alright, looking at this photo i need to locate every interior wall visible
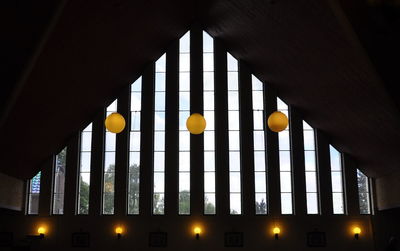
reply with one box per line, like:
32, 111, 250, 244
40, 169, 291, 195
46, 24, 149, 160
375, 171, 400, 210
0, 172, 24, 211
372, 207, 400, 251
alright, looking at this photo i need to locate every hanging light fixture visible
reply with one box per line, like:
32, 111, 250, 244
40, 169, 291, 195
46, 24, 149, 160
267, 111, 288, 132
186, 113, 206, 135
105, 112, 126, 133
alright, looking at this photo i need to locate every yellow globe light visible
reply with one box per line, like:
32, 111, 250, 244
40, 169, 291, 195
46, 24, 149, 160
186, 113, 206, 135
115, 227, 123, 235
267, 111, 288, 132
353, 227, 361, 235
38, 226, 47, 235
105, 112, 126, 133
273, 227, 281, 235
193, 227, 202, 235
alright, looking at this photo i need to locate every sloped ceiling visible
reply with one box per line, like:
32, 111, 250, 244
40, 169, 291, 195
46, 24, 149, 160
1, 0, 400, 180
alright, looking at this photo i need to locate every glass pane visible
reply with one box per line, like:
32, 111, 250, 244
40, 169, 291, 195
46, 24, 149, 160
204, 72, 214, 91
204, 92, 214, 111
180, 32, 190, 53
154, 112, 165, 131
105, 132, 116, 151
304, 151, 316, 171
128, 169, 140, 215
303, 130, 315, 150
332, 193, 344, 214
81, 132, 92, 151
227, 73, 239, 91
179, 111, 190, 130
129, 152, 140, 167
280, 172, 292, 192
104, 152, 115, 171
131, 76, 142, 91
204, 131, 215, 151
203, 111, 214, 130
306, 193, 319, 214
179, 91, 190, 110
281, 193, 293, 214
131, 111, 141, 131
359, 193, 371, 214
331, 172, 343, 192
52, 193, 64, 215
204, 152, 215, 171
228, 111, 240, 130
131, 92, 142, 111
155, 92, 166, 111
279, 151, 291, 171
255, 193, 267, 214
278, 131, 290, 150
204, 193, 216, 214
227, 53, 238, 71
156, 54, 166, 72
253, 111, 264, 130
154, 132, 165, 151
203, 31, 214, 53
179, 152, 190, 171
303, 121, 312, 130
330, 146, 342, 171
228, 91, 239, 110
154, 152, 165, 171
204, 172, 216, 192
277, 98, 287, 111
179, 172, 190, 192
179, 191, 190, 215
130, 132, 141, 151
254, 151, 266, 171
179, 53, 190, 72
28, 194, 39, 214
154, 173, 165, 193
305, 172, 318, 192
153, 193, 165, 214
229, 131, 240, 151
229, 152, 240, 171
252, 75, 263, 90
179, 72, 190, 91
179, 131, 190, 151
252, 91, 264, 110
203, 53, 214, 71
229, 172, 241, 193
253, 131, 265, 151
254, 172, 266, 192
155, 73, 166, 91
103, 192, 114, 214
230, 193, 241, 214
80, 152, 91, 172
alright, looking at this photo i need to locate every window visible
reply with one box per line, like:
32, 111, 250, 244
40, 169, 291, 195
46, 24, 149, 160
153, 55, 166, 215
78, 123, 92, 214
52, 147, 67, 215
357, 169, 372, 214
227, 52, 242, 215
278, 98, 293, 214
203, 31, 216, 215
27, 171, 41, 215
252, 75, 267, 215
103, 100, 117, 215
303, 121, 319, 214
129, 77, 142, 215
330, 145, 345, 214
179, 31, 191, 215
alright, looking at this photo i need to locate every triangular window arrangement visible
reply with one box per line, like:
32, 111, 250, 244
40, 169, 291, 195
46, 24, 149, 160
26, 27, 373, 217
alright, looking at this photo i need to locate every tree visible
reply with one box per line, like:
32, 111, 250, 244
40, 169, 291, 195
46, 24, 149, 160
357, 170, 370, 214
128, 164, 140, 214
255, 199, 267, 214
79, 176, 90, 214
179, 190, 190, 214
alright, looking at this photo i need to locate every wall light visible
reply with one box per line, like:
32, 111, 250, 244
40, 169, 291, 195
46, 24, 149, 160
115, 226, 124, 239
273, 227, 280, 240
193, 227, 202, 240
267, 111, 288, 132
105, 112, 126, 133
353, 227, 361, 240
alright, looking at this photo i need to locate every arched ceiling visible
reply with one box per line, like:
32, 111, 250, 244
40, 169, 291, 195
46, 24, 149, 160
1, 0, 400, 180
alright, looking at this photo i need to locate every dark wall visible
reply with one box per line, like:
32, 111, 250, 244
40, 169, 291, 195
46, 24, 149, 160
372, 208, 400, 251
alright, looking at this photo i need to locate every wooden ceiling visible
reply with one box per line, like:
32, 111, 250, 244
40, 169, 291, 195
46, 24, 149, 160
1, 0, 400, 180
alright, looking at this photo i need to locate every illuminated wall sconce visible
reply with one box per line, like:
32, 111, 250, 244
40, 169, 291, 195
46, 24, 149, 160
115, 227, 123, 239
353, 227, 361, 240
28, 226, 46, 239
193, 227, 202, 240
273, 227, 281, 240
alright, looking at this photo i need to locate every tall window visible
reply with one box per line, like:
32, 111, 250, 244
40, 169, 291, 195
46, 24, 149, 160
278, 98, 293, 214
357, 169, 371, 214
103, 100, 117, 215
252, 75, 267, 215
78, 123, 92, 214
153, 55, 166, 215
303, 121, 319, 214
203, 31, 216, 215
179, 31, 191, 215
227, 52, 241, 215
330, 145, 345, 214
27, 171, 41, 215
52, 147, 67, 215
129, 77, 142, 215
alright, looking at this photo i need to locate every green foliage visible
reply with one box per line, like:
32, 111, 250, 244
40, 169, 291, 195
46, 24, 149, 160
255, 198, 267, 214
357, 170, 370, 214
79, 176, 90, 214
